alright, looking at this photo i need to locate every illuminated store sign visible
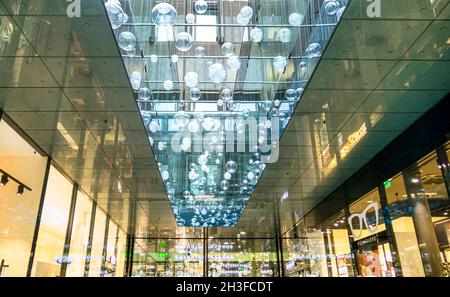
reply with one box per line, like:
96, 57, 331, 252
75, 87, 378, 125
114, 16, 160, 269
347, 202, 379, 239
340, 123, 367, 159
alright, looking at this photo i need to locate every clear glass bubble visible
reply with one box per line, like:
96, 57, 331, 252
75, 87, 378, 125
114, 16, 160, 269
277, 28, 291, 43
188, 120, 200, 133
273, 56, 288, 72
183, 191, 190, 199
208, 63, 227, 84
163, 80, 174, 90
189, 163, 197, 171
285, 89, 297, 101
236, 13, 249, 26
215, 158, 221, 165
161, 170, 170, 180
171, 54, 179, 63
189, 87, 201, 101
296, 87, 304, 99
186, 13, 195, 24
226, 160, 237, 173
198, 154, 208, 165
157, 141, 166, 151
188, 170, 198, 180
129, 71, 141, 91
201, 164, 209, 173
122, 12, 128, 24
305, 43, 322, 58
202, 117, 215, 131
220, 88, 233, 101
250, 28, 263, 42
194, 46, 206, 57
194, 0, 208, 14
274, 99, 281, 107
149, 120, 159, 133
247, 171, 255, 180
124, 47, 136, 57
220, 180, 229, 190
324, 0, 340, 15
217, 99, 224, 107
184, 71, 199, 88
227, 55, 241, 71
174, 111, 190, 127
240, 6, 253, 19
242, 108, 250, 118
336, 7, 346, 20
174, 32, 193, 52
289, 13, 304, 26
138, 87, 151, 101
150, 54, 158, 63
105, 0, 124, 29
118, 31, 136, 51
221, 42, 234, 57
224, 172, 232, 180
151, 2, 177, 27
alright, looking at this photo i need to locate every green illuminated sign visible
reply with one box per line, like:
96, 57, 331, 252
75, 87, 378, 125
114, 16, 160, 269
384, 180, 391, 188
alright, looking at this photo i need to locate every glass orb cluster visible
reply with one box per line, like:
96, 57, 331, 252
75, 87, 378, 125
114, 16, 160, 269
107, 0, 348, 227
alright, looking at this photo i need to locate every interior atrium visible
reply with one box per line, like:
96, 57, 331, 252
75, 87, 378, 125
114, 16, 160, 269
0, 0, 449, 277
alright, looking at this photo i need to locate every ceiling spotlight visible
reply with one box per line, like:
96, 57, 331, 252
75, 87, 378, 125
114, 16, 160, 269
17, 184, 24, 197
0, 174, 9, 186
411, 177, 420, 184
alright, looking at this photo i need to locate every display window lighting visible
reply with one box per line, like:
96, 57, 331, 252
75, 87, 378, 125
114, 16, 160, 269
16, 184, 25, 197
0, 174, 9, 186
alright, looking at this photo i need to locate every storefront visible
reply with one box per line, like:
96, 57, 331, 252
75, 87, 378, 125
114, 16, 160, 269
0, 112, 127, 277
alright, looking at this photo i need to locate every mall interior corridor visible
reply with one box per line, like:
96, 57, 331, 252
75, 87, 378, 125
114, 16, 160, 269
0, 0, 449, 277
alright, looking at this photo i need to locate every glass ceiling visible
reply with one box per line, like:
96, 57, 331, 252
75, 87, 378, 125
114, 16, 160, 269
104, 0, 348, 227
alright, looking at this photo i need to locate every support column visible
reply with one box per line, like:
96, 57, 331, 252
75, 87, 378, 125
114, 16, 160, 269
403, 168, 443, 276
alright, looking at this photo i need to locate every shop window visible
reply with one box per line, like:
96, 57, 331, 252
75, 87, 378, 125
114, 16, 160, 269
88, 207, 106, 277
66, 190, 92, 277
115, 230, 127, 277
31, 166, 73, 277
0, 120, 47, 276
103, 221, 118, 277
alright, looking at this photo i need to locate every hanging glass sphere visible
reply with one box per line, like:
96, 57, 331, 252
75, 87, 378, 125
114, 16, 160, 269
184, 71, 199, 88
221, 42, 234, 57
198, 154, 208, 165
242, 108, 250, 118
188, 120, 200, 133
194, 0, 208, 14
217, 99, 224, 107
220, 88, 233, 101
202, 117, 215, 131
240, 6, 253, 19
157, 141, 166, 151
174, 111, 190, 127
277, 28, 292, 43
138, 87, 151, 101
250, 28, 263, 42
289, 13, 304, 26
189, 163, 197, 171
150, 54, 158, 63
186, 13, 195, 24
305, 43, 322, 58
220, 180, 230, 191
149, 120, 159, 133
227, 55, 241, 71
194, 46, 206, 57
171, 54, 179, 63
129, 71, 141, 91
273, 56, 288, 72
105, 0, 125, 29
285, 89, 297, 101
161, 170, 170, 180
224, 172, 232, 180
208, 63, 227, 84
189, 87, 201, 101
336, 7, 346, 20
296, 87, 304, 99
226, 160, 237, 173
151, 2, 177, 27
122, 13, 128, 24
188, 170, 198, 180
175, 32, 193, 52
236, 13, 249, 26
124, 47, 136, 57
324, 0, 340, 15
274, 99, 281, 107
118, 31, 136, 51
247, 171, 255, 180
183, 191, 190, 199
163, 80, 174, 90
